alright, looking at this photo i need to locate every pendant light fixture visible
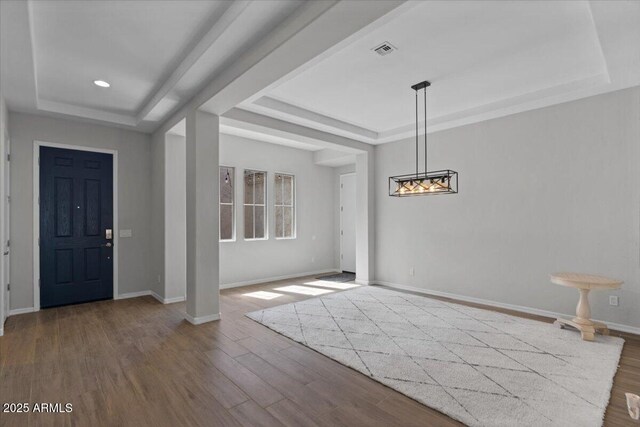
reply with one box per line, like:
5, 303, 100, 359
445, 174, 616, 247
389, 81, 458, 196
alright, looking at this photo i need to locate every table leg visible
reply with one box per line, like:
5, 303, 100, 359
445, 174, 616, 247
553, 287, 599, 341
593, 321, 610, 335
581, 330, 595, 341
573, 288, 594, 327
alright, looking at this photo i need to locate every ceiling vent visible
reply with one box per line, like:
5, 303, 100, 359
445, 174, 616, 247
372, 42, 397, 56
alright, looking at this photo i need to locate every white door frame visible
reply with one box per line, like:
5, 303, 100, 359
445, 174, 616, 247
339, 172, 356, 273
33, 141, 119, 311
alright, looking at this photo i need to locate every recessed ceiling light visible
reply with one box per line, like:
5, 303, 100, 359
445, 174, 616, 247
93, 80, 110, 88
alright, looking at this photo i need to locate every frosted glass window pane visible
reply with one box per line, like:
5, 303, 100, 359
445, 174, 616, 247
255, 206, 265, 238
275, 175, 283, 205
219, 166, 235, 241
254, 172, 265, 204
220, 205, 233, 240
275, 206, 283, 238
244, 207, 254, 239
283, 176, 293, 205
220, 167, 234, 204
283, 207, 293, 238
244, 171, 254, 204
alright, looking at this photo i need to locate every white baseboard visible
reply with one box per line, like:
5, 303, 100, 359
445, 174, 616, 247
220, 269, 340, 290
375, 281, 640, 336
355, 279, 372, 286
150, 291, 185, 304
0, 326, 3, 337
184, 312, 221, 325
9, 307, 36, 316
116, 290, 151, 300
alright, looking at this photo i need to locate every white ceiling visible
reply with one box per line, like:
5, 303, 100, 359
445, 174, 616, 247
0, 0, 303, 132
241, 0, 640, 143
1, 0, 638, 146
31, 1, 225, 117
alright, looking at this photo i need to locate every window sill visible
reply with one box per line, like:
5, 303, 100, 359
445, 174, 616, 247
275, 237, 297, 240
244, 238, 269, 242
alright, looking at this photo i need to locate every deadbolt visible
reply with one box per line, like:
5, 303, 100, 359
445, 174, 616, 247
106, 229, 113, 240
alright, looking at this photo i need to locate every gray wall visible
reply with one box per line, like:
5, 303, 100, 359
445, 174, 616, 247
9, 112, 153, 310
149, 132, 338, 298
375, 87, 640, 329
219, 134, 336, 287
220, 134, 335, 285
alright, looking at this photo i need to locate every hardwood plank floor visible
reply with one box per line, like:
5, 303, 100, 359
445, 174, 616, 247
1, 275, 638, 426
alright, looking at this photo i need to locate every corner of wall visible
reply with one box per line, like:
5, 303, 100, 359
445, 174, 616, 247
149, 131, 166, 299
0, 93, 6, 327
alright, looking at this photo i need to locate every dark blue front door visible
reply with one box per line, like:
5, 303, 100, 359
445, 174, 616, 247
40, 147, 114, 308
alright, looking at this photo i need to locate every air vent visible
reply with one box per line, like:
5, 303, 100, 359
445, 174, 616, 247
372, 42, 397, 56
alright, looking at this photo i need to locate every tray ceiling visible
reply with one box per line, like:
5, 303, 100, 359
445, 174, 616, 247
240, 0, 640, 143
1, 0, 638, 143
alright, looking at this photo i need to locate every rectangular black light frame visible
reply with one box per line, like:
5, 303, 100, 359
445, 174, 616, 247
389, 169, 458, 197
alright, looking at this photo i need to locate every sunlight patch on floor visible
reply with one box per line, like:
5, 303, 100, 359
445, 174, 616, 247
274, 285, 334, 296
242, 291, 283, 300
304, 280, 360, 290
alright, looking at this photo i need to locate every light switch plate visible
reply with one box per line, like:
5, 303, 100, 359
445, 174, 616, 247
609, 295, 619, 306
119, 229, 133, 238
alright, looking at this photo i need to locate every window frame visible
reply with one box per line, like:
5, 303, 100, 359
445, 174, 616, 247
219, 165, 235, 242
274, 172, 296, 240
243, 169, 268, 241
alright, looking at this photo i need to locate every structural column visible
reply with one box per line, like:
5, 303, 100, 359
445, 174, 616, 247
184, 109, 220, 324
355, 150, 375, 284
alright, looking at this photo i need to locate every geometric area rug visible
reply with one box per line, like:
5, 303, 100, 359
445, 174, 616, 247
246, 286, 624, 427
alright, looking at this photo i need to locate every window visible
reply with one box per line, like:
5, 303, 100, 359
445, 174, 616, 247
244, 170, 267, 240
219, 166, 235, 241
275, 173, 295, 239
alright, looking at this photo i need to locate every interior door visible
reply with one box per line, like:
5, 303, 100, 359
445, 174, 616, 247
340, 173, 356, 273
40, 146, 114, 308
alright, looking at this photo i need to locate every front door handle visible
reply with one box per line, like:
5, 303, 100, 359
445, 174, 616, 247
103, 242, 112, 248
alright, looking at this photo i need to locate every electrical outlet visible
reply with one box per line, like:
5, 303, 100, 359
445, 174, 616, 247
609, 295, 619, 306
409, 267, 415, 276
157, 275, 161, 285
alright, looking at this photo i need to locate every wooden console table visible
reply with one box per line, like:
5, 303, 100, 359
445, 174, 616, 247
550, 272, 623, 341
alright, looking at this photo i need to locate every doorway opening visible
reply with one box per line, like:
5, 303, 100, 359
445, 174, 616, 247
340, 173, 356, 274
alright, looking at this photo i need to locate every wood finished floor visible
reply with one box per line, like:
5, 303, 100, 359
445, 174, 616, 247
1, 276, 638, 427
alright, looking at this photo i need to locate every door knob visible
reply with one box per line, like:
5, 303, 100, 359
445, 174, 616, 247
104, 242, 112, 248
